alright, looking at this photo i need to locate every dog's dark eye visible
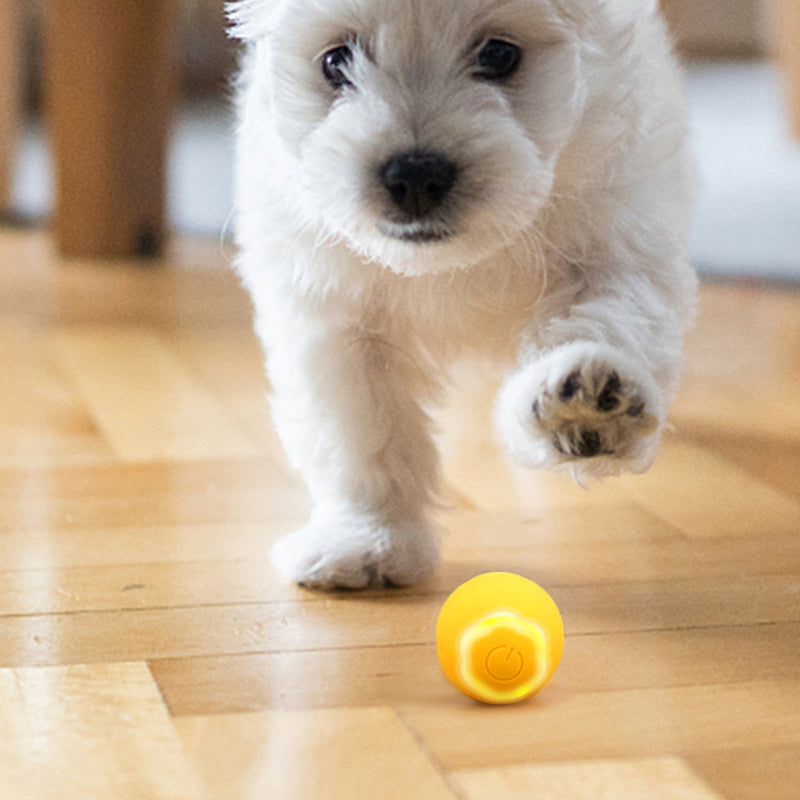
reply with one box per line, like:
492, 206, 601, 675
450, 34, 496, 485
321, 45, 354, 89
476, 39, 522, 81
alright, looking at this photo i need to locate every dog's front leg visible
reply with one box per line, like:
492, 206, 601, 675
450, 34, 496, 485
265, 322, 441, 589
495, 266, 695, 483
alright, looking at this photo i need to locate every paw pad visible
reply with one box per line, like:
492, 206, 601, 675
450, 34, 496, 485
559, 371, 582, 402
495, 344, 663, 476
596, 372, 622, 412
536, 358, 656, 462
575, 429, 602, 457
553, 427, 605, 458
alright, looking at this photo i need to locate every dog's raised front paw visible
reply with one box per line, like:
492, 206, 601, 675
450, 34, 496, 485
495, 342, 664, 479
270, 511, 440, 590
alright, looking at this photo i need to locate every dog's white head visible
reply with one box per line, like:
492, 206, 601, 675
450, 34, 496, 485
230, 0, 615, 275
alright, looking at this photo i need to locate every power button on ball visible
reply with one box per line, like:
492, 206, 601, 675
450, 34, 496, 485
459, 614, 548, 704
486, 644, 525, 681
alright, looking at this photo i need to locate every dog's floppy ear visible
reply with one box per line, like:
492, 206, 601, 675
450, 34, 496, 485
226, 0, 280, 40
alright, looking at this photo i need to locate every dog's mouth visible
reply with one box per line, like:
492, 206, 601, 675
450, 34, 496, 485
377, 220, 455, 244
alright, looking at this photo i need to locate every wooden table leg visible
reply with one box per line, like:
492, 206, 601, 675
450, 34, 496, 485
44, 1, 177, 258
775, 0, 800, 140
0, 0, 21, 213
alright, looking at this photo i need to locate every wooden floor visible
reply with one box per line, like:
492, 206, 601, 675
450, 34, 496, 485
0, 227, 798, 800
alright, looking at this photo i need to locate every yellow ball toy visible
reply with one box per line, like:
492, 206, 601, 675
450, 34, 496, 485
436, 572, 564, 705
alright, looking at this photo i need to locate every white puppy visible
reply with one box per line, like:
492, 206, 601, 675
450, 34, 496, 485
228, 0, 697, 589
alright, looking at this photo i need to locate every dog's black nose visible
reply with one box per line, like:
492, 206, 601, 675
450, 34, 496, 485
379, 151, 458, 219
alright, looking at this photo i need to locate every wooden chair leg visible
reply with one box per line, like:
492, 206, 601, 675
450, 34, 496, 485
44, 1, 178, 258
0, 0, 22, 213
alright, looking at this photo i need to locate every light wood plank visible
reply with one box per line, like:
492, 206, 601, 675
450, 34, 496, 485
681, 431, 800, 500
0, 560, 280, 616
0, 597, 436, 668
0, 458, 304, 536
0, 323, 112, 467
453, 756, 724, 800
560, 621, 800, 692
167, 329, 279, 452
0, 662, 205, 800
0, 459, 308, 578
682, 285, 800, 392
688, 746, 800, 800
0, 523, 288, 573
0, 230, 251, 330
176, 707, 458, 800
671, 384, 800, 444
399, 680, 800, 770
2, 570, 795, 668
614, 440, 800, 538
443, 512, 800, 588
50, 250, 252, 330
152, 620, 800, 717
55, 328, 261, 461
0, 491, 797, 614
2, 527, 796, 616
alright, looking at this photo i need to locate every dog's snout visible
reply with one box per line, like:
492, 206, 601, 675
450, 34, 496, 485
379, 151, 458, 219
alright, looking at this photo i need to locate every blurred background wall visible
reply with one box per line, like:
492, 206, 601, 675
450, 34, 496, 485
11, 0, 780, 109
5, 0, 800, 279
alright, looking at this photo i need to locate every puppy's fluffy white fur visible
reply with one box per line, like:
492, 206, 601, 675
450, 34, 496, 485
229, 0, 697, 589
